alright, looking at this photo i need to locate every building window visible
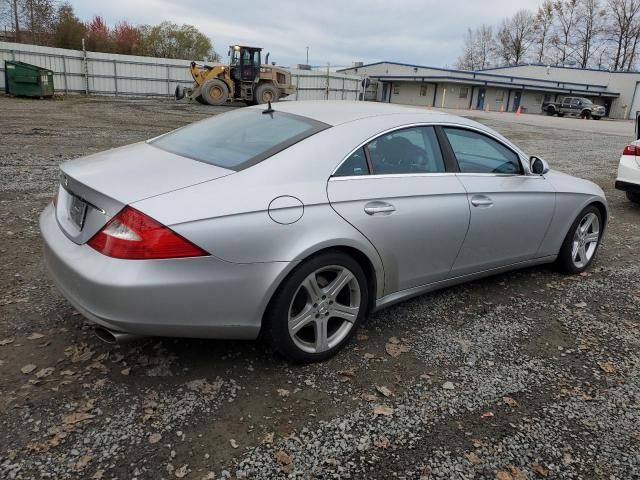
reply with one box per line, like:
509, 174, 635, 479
420, 85, 428, 96
459, 87, 469, 99
496, 90, 504, 102
393, 85, 399, 95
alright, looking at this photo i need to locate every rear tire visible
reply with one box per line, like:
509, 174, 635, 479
195, 95, 207, 105
201, 78, 229, 106
556, 205, 603, 274
627, 191, 640, 203
263, 252, 368, 363
255, 83, 280, 104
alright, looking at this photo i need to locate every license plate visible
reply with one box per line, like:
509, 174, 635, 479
69, 194, 88, 230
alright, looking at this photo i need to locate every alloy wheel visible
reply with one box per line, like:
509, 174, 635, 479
571, 212, 600, 269
288, 265, 361, 354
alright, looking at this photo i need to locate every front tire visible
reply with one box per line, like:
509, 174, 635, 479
201, 78, 229, 106
255, 83, 280, 104
263, 252, 368, 363
581, 110, 592, 120
556, 205, 603, 274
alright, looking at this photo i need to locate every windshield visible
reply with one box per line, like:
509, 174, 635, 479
150, 109, 329, 171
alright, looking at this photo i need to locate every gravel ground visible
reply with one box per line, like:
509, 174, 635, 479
0, 96, 638, 479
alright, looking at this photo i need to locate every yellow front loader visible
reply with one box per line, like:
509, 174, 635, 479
175, 45, 295, 106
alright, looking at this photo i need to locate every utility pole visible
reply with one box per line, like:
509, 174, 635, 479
306, 46, 309, 65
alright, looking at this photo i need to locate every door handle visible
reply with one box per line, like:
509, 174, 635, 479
364, 201, 396, 215
471, 196, 493, 207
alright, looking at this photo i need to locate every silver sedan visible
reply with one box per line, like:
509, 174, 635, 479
40, 101, 607, 362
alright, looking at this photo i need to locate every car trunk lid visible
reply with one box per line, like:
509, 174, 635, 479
55, 142, 233, 244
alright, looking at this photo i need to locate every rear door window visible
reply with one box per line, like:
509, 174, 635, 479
150, 109, 329, 171
367, 126, 445, 175
443, 127, 522, 175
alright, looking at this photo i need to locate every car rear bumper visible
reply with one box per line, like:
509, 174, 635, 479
615, 179, 640, 193
616, 156, 640, 193
39, 203, 290, 339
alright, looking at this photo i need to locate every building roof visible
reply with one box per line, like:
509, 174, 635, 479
338, 61, 620, 97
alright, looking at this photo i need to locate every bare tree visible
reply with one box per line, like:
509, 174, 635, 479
496, 10, 536, 65
552, 0, 580, 63
534, 0, 555, 62
4, 0, 22, 41
475, 25, 495, 69
607, 0, 640, 70
456, 25, 495, 70
624, 16, 640, 68
574, 0, 605, 67
456, 28, 478, 70
21, 0, 55, 44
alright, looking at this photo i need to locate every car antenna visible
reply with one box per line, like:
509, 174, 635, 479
262, 100, 275, 115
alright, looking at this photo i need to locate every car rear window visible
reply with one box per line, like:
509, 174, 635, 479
150, 108, 330, 171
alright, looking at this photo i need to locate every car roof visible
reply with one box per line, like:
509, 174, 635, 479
248, 100, 449, 126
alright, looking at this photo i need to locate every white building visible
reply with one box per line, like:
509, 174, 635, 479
339, 61, 640, 119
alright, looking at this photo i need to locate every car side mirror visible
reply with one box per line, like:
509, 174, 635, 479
530, 156, 550, 175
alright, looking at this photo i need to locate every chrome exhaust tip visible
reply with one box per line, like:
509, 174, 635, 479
94, 326, 140, 345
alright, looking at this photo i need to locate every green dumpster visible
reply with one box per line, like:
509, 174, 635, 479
4, 61, 54, 98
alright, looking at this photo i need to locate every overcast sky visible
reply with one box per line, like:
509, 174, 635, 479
70, 0, 542, 67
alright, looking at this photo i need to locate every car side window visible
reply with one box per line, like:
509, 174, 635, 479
333, 147, 369, 177
443, 127, 522, 175
367, 126, 445, 175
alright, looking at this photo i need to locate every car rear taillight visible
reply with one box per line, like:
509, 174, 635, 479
623, 144, 638, 156
87, 206, 208, 260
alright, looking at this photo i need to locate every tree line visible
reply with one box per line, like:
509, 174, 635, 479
0, 0, 217, 60
456, 0, 640, 72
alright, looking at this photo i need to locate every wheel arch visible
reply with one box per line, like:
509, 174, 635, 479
555, 197, 608, 253
590, 199, 608, 233
258, 244, 382, 335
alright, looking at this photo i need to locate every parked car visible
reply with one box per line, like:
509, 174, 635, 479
40, 101, 608, 363
616, 140, 640, 203
542, 96, 605, 120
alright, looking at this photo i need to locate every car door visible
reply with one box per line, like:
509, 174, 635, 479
441, 126, 556, 277
327, 125, 470, 294
570, 98, 580, 115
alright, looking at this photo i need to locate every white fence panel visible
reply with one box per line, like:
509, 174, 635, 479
288, 69, 362, 101
1, 42, 363, 101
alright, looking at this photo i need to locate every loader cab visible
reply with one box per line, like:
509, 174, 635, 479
229, 45, 261, 82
